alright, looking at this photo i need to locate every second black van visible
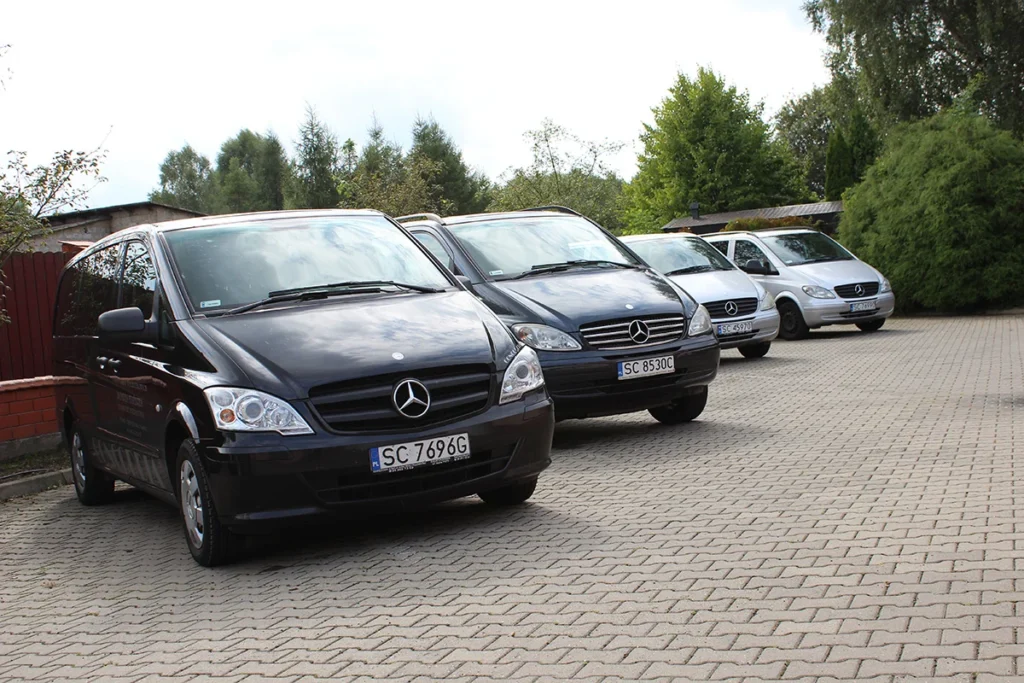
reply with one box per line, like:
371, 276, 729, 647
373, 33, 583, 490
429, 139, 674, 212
399, 208, 720, 424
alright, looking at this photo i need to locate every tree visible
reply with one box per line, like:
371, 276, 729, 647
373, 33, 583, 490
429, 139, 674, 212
149, 145, 217, 213
489, 119, 626, 231
805, 0, 1024, 135
839, 107, 1024, 312
409, 117, 490, 214
289, 106, 342, 209
2, 150, 105, 325
624, 68, 810, 233
213, 129, 290, 213
846, 107, 879, 182
824, 128, 855, 201
775, 86, 833, 197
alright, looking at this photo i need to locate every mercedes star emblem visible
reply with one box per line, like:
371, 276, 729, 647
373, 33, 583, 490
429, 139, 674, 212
628, 320, 651, 344
854, 284, 865, 297
724, 301, 739, 316
392, 378, 431, 418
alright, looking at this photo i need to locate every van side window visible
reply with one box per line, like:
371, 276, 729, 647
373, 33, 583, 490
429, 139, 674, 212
67, 244, 123, 336
709, 241, 729, 256
121, 242, 157, 319
734, 240, 770, 266
54, 260, 84, 336
414, 232, 455, 271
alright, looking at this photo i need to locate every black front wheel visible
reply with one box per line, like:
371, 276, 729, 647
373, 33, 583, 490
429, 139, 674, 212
856, 319, 885, 332
176, 439, 237, 567
68, 427, 115, 506
738, 342, 771, 359
479, 478, 538, 506
649, 386, 709, 425
777, 300, 810, 340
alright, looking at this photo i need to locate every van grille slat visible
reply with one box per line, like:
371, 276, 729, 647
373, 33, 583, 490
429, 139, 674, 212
704, 298, 759, 319
834, 282, 880, 299
579, 315, 686, 350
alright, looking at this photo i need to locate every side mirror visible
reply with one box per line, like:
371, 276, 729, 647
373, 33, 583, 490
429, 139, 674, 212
741, 259, 771, 276
455, 275, 474, 291
98, 307, 155, 343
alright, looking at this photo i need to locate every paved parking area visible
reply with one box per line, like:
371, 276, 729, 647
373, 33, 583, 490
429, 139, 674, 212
1, 316, 1022, 682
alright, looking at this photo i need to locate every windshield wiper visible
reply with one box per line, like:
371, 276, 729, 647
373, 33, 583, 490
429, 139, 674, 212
797, 257, 852, 265
215, 281, 444, 316
664, 265, 715, 275
510, 260, 638, 279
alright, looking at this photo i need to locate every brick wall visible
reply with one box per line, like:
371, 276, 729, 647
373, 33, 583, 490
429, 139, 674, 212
0, 377, 60, 442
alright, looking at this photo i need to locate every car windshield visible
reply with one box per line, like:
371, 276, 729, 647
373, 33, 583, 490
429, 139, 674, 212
447, 216, 639, 279
163, 216, 451, 313
629, 237, 735, 274
762, 232, 855, 265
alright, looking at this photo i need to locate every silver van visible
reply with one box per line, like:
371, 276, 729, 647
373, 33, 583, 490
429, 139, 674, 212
622, 233, 780, 359
703, 229, 894, 340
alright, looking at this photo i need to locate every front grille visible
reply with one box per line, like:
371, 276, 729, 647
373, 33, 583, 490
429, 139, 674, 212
834, 282, 880, 299
704, 297, 758, 319
307, 447, 513, 504
579, 315, 686, 350
308, 364, 492, 433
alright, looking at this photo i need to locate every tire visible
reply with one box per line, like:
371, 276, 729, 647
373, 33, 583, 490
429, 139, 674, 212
176, 439, 236, 567
649, 386, 709, 425
857, 319, 885, 332
738, 342, 771, 359
478, 477, 538, 506
68, 426, 115, 506
777, 300, 810, 340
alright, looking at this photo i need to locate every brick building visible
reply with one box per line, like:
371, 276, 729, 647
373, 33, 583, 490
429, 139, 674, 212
30, 201, 204, 252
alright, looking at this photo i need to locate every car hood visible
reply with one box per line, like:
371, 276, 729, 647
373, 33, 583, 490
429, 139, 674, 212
791, 259, 883, 286
484, 268, 687, 331
197, 291, 513, 399
666, 269, 760, 304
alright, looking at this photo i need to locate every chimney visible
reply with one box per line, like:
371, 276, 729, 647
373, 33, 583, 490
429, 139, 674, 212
690, 202, 700, 220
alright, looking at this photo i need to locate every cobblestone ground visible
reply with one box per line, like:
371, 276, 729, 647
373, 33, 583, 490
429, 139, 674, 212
1, 316, 1022, 682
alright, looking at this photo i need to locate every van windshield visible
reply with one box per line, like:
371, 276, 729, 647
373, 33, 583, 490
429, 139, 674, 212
163, 216, 451, 313
448, 216, 639, 279
629, 237, 735, 275
761, 232, 855, 266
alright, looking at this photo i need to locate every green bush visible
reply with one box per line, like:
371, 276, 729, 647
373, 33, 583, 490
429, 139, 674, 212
839, 109, 1024, 312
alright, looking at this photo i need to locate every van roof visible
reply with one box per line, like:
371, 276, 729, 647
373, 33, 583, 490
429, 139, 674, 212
704, 227, 818, 240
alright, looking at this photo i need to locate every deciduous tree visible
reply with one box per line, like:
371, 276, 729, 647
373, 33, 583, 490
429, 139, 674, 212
149, 145, 217, 213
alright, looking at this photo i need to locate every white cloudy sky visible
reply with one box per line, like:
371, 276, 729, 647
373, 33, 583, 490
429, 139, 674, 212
2, 0, 830, 209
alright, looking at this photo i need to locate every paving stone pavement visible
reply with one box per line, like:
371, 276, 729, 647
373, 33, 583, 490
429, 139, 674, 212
1, 316, 1022, 682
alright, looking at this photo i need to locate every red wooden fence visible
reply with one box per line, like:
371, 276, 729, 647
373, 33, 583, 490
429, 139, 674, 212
0, 252, 69, 381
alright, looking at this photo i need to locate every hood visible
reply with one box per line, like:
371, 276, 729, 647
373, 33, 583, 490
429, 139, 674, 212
791, 259, 883, 287
666, 269, 760, 304
197, 291, 515, 399
483, 268, 687, 331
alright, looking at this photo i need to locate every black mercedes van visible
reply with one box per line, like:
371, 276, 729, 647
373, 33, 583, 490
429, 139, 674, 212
52, 210, 553, 566
398, 208, 720, 423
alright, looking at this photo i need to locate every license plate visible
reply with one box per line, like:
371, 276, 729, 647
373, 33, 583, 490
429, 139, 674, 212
717, 320, 754, 336
370, 433, 470, 473
850, 301, 877, 312
618, 355, 675, 380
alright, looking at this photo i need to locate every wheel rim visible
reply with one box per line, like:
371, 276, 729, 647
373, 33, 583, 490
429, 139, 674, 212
180, 460, 204, 548
71, 432, 86, 491
781, 307, 798, 334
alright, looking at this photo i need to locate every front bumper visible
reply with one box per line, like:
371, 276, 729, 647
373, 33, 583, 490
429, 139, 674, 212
713, 308, 781, 349
802, 291, 896, 327
538, 334, 720, 420
199, 394, 554, 530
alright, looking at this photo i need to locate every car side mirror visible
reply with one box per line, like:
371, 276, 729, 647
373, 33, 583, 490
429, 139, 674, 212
455, 275, 474, 291
740, 259, 770, 276
98, 307, 156, 343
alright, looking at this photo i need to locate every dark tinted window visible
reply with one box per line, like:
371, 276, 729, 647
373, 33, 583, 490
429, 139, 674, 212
734, 240, 771, 267
414, 232, 454, 270
54, 261, 84, 336
65, 245, 122, 336
709, 240, 729, 255
121, 242, 157, 319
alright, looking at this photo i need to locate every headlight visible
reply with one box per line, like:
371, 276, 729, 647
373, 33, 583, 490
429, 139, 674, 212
511, 323, 581, 351
204, 387, 314, 435
687, 305, 713, 336
802, 285, 836, 299
499, 346, 546, 404
880, 278, 892, 293
760, 290, 776, 310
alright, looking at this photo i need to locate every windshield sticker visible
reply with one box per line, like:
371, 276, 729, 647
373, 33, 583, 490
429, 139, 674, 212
489, 270, 504, 276
200, 299, 222, 309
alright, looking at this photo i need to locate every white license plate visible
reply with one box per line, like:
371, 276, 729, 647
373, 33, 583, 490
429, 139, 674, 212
850, 301, 877, 312
370, 433, 470, 473
717, 320, 754, 336
618, 355, 675, 380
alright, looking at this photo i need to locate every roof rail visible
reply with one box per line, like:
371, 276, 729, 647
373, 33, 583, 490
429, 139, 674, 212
520, 205, 581, 216
395, 213, 443, 224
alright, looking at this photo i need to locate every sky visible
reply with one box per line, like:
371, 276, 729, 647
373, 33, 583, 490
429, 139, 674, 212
1, 0, 830, 210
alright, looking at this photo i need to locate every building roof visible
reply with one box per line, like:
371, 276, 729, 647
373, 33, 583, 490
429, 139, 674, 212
662, 201, 843, 233
43, 201, 206, 230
